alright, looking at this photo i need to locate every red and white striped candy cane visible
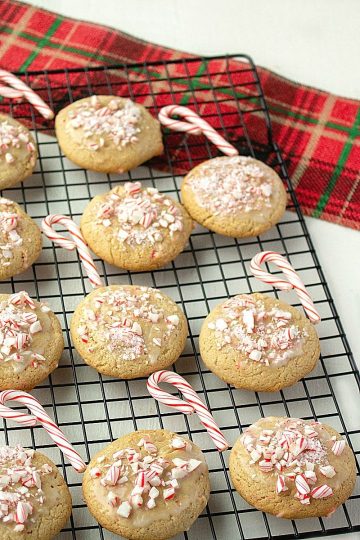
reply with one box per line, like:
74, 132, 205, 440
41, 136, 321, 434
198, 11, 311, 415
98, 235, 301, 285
0, 69, 54, 120
250, 251, 321, 324
0, 84, 23, 99
158, 105, 238, 157
147, 370, 229, 451
42, 214, 103, 289
0, 390, 86, 472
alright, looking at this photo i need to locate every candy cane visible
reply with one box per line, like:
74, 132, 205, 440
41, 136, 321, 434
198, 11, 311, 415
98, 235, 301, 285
0, 85, 23, 99
0, 390, 86, 472
41, 214, 103, 289
158, 105, 238, 157
147, 370, 229, 451
0, 69, 54, 120
250, 251, 321, 324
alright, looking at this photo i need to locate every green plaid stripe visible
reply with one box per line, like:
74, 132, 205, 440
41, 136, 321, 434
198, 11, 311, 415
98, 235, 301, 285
18, 17, 63, 71
313, 107, 360, 217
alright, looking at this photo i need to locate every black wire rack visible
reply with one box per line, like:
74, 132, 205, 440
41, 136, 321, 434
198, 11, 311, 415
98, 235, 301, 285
0, 55, 358, 540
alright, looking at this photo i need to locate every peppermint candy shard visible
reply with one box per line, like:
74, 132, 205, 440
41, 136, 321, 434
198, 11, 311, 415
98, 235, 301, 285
311, 484, 333, 499
117, 501, 132, 518
276, 475, 287, 494
319, 465, 336, 478
331, 439, 346, 456
295, 474, 310, 495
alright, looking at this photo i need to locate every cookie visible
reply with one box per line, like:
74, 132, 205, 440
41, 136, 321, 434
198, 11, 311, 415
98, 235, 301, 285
0, 198, 42, 281
0, 291, 64, 391
181, 156, 287, 237
199, 293, 320, 392
0, 114, 37, 190
70, 284, 187, 379
55, 95, 163, 173
0, 445, 72, 539
80, 182, 193, 271
83, 429, 210, 540
229, 417, 356, 519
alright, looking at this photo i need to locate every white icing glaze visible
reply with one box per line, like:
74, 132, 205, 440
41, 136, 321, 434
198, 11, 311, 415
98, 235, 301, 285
0, 445, 52, 532
240, 418, 348, 505
0, 291, 51, 373
96, 182, 184, 247
186, 156, 274, 216
208, 294, 308, 367
89, 434, 207, 528
65, 96, 141, 150
77, 285, 180, 363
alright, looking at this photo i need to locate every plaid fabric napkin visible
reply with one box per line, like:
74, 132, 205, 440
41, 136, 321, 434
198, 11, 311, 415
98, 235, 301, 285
0, 0, 359, 229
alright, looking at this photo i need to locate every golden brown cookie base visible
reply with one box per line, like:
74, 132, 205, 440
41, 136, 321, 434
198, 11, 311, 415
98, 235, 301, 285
181, 157, 287, 238
83, 429, 210, 540
0, 295, 64, 391
0, 451, 71, 540
199, 293, 320, 392
0, 200, 42, 281
0, 114, 37, 190
80, 185, 193, 272
229, 417, 356, 519
55, 95, 164, 173
70, 285, 187, 379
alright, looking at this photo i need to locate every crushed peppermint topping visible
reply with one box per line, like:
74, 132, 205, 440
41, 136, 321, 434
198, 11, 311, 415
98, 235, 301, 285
66, 96, 141, 150
96, 182, 184, 247
0, 119, 36, 166
0, 199, 23, 266
185, 156, 274, 215
241, 418, 347, 505
90, 435, 202, 518
0, 445, 52, 532
77, 285, 180, 361
0, 291, 49, 372
207, 294, 308, 366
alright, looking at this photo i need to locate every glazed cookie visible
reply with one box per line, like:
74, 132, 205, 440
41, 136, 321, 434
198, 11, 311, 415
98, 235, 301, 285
0, 198, 42, 281
70, 284, 187, 379
83, 429, 210, 540
0, 291, 64, 391
0, 445, 72, 539
55, 95, 163, 173
229, 417, 356, 519
81, 182, 193, 271
0, 114, 37, 190
199, 293, 320, 392
181, 156, 287, 237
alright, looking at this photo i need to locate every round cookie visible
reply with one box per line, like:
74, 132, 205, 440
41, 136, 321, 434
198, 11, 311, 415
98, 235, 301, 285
55, 95, 163, 173
0, 445, 72, 539
0, 291, 64, 391
229, 417, 356, 519
199, 292, 320, 392
0, 198, 42, 281
83, 429, 210, 540
0, 114, 37, 190
181, 156, 287, 237
70, 284, 187, 379
80, 182, 193, 271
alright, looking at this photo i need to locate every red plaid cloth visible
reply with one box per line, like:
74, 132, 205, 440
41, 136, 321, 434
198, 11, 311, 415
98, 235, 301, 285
0, 0, 359, 229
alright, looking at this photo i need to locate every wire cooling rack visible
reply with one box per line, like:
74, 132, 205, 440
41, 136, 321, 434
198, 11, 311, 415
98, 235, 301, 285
0, 55, 359, 540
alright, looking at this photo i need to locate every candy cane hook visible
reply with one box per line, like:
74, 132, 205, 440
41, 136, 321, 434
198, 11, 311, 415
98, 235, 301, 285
0, 390, 86, 472
250, 251, 321, 324
158, 105, 238, 157
42, 214, 103, 289
0, 69, 54, 120
147, 370, 229, 451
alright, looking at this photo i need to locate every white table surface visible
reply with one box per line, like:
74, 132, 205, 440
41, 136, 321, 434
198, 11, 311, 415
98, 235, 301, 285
21, 1, 360, 539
